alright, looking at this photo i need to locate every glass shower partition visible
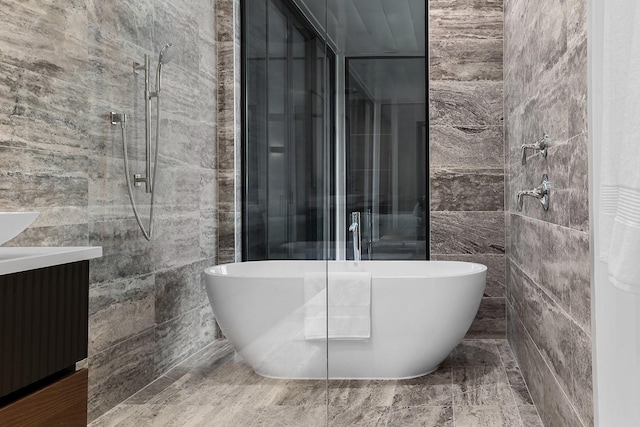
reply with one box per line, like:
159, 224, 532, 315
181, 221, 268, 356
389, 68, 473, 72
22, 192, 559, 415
244, 0, 334, 262
243, 0, 426, 424
325, 0, 426, 424
242, 0, 331, 424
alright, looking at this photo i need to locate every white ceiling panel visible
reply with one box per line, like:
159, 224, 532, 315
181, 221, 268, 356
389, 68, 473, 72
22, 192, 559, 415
292, 0, 425, 56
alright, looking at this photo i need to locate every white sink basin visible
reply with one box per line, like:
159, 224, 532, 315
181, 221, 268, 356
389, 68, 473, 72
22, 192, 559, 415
0, 246, 103, 275
0, 212, 39, 245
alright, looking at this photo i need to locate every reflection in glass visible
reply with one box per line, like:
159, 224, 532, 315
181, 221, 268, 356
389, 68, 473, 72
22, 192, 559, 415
245, 1, 427, 261
244, 0, 335, 261
346, 57, 427, 260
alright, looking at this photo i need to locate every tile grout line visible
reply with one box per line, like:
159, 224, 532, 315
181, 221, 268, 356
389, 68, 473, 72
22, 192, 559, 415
511, 303, 588, 427
502, 335, 545, 426
495, 339, 528, 427
507, 255, 592, 339
451, 361, 456, 427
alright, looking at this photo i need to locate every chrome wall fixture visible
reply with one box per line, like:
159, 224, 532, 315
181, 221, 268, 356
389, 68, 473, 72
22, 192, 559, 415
517, 131, 550, 211
517, 174, 550, 211
521, 133, 549, 164
111, 43, 175, 241
349, 211, 362, 261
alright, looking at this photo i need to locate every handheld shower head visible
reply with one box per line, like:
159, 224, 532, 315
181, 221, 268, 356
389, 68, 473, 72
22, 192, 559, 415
156, 43, 175, 93
158, 43, 175, 65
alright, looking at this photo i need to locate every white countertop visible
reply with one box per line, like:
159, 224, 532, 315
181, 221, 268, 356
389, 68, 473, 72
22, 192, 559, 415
0, 247, 103, 275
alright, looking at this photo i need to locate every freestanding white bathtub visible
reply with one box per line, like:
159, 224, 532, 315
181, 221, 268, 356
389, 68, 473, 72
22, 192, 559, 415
204, 261, 486, 380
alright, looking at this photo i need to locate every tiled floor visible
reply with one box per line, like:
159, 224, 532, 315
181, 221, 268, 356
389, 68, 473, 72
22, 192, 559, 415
90, 339, 543, 426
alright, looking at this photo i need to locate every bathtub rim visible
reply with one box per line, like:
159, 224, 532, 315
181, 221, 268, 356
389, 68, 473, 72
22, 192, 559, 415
205, 260, 488, 280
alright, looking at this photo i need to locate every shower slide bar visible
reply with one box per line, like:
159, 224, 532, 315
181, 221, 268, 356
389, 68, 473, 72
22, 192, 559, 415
110, 44, 175, 241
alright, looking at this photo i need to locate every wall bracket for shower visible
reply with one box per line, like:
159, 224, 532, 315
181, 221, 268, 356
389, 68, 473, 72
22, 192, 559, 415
516, 174, 550, 211
521, 133, 549, 164
133, 174, 144, 187
110, 111, 126, 126
133, 61, 144, 76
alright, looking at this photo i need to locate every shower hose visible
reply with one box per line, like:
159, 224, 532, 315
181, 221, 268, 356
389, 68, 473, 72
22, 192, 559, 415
118, 97, 161, 241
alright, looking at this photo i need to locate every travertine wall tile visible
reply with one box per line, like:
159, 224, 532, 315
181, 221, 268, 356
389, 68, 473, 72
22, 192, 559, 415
216, 0, 239, 261
568, 39, 588, 138
86, 0, 155, 50
430, 168, 504, 212
508, 260, 574, 397
155, 259, 212, 325
154, 304, 214, 376
429, 0, 505, 339
430, 81, 504, 126
431, 211, 505, 255
508, 304, 585, 427
0, 0, 89, 82
89, 274, 156, 356
0, 0, 218, 422
88, 329, 156, 420
429, 0, 504, 40
505, 0, 591, 423
430, 126, 504, 169
430, 39, 503, 81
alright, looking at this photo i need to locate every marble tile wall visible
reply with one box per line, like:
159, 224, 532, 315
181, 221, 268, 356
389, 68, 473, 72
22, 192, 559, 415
215, 0, 241, 265
0, 0, 218, 421
504, 0, 591, 425
429, 0, 506, 338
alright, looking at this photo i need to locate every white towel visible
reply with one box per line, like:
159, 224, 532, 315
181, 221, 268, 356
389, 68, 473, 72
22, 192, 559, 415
303, 272, 371, 340
600, 2, 640, 292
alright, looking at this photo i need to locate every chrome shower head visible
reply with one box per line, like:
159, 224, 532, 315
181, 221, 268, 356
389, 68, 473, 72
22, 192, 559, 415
158, 43, 175, 65
156, 43, 175, 93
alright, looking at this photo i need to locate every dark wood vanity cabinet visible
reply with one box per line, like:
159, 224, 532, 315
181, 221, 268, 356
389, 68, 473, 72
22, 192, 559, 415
0, 261, 90, 425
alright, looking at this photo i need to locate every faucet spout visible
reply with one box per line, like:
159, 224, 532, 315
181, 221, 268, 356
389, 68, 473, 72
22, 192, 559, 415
516, 174, 550, 211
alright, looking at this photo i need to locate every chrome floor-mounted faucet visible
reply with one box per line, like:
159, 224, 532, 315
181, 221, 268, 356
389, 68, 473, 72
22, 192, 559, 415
349, 212, 362, 261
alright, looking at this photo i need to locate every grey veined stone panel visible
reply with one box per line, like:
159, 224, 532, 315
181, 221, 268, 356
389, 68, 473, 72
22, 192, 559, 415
430, 39, 503, 81
430, 81, 504, 126
431, 211, 505, 255
0, 0, 89, 82
88, 274, 156, 356
429, 0, 504, 40
88, 329, 156, 423
430, 126, 504, 169
430, 168, 504, 212
155, 259, 213, 325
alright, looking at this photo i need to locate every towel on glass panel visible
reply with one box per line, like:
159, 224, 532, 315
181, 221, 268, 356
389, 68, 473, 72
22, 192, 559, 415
601, 2, 640, 292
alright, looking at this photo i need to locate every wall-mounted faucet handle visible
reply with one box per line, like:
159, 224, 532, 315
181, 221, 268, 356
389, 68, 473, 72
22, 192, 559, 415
521, 134, 549, 164
516, 174, 550, 211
